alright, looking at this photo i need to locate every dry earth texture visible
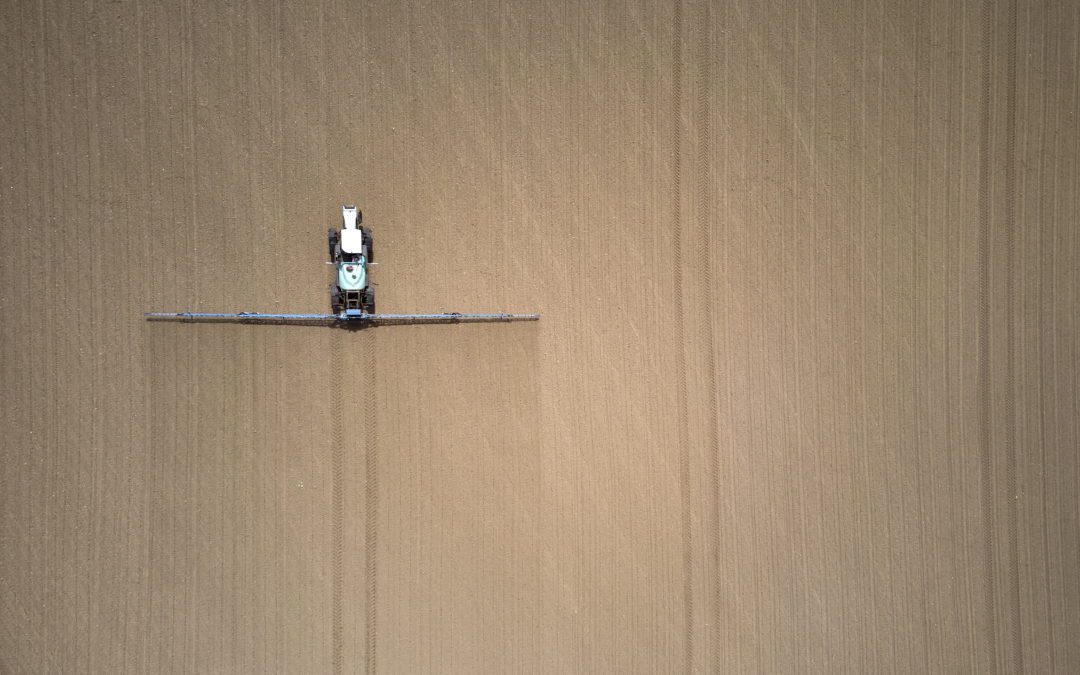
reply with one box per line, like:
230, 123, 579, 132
2, 0, 1078, 672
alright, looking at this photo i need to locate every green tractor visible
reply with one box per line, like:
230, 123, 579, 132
328, 205, 375, 315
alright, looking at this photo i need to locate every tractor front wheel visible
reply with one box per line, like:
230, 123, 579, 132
327, 229, 340, 261
361, 226, 374, 262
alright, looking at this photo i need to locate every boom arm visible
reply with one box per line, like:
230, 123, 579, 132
145, 311, 540, 326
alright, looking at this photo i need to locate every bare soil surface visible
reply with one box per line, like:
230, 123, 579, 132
2, 0, 1077, 672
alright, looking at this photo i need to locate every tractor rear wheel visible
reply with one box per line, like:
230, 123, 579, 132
330, 285, 343, 314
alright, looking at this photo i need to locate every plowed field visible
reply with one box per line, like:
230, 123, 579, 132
2, 1, 1077, 671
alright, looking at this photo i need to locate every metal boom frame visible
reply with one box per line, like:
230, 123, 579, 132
145, 311, 540, 326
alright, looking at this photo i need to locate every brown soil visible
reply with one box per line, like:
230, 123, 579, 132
2, 0, 1077, 671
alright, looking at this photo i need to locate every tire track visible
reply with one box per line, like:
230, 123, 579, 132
1002, 0, 1022, 668
694, 0, 720, 661
979, 1, 1022, 670
976, 1, 997, 669
364, 333, 378, 674
670, 0, 692, 670
329, 330, 344, 675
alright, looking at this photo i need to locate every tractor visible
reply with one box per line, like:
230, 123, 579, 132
147, 202, 539, 326
328, 205, 375, 315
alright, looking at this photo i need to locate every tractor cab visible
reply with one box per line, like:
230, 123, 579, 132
338, 258, 366, 290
